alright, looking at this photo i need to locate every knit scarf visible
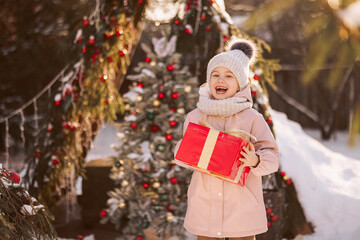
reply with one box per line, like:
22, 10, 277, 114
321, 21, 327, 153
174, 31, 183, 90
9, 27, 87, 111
196, 85, 252, 117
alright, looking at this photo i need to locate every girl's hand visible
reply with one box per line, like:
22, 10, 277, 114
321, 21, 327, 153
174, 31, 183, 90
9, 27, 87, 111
240, 143, 260, 167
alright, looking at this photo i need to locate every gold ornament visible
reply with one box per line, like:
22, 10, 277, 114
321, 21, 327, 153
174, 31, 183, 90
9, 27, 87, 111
136, 96, 143, 102
283, 175, 289, 181
177, 108, 185, 114
153, 100, 161, 107
119, 202, 126, 208
153, 182, 160, 188
166, 212, 175, 221
184, 85, 192, 93
122, 180, 129, 187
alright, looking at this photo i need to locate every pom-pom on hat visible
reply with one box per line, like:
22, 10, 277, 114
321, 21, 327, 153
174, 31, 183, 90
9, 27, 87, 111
206, 38, 257, 91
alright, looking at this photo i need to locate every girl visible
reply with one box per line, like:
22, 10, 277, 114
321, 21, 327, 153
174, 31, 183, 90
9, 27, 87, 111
174, 39, 280, 240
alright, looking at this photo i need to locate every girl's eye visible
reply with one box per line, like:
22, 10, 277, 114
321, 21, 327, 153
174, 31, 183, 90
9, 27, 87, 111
212, 74, 219, 77
226, 75, 234, 78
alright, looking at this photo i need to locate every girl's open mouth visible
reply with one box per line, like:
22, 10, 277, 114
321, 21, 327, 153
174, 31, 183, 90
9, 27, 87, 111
215, 86, 228, 94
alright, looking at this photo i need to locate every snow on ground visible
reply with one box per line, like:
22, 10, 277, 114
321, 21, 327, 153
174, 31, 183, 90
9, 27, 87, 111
271, 110, 360, 240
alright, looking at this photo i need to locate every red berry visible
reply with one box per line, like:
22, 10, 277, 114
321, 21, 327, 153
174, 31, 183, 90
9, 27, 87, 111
77, 235, 84, 240
77, 37, 82, 43
137, 236, 143, 240
185, 28, 191, 34
52, 159, 59, 166
130, 123, 138, 129
138, 0, 143, 3
170, 107, 177, 112
254, 74, 260, 80
286, 180, 292, 185
83, 20, 89, 26
271, 215, 277, 221
82, 48, 87, 53
35, 151, 41, 158
201, 15, 206, 20
143, 182, 150, 189
47, 128, 52, 132
88, 39, 95, 45
137, 82, 144, 87
171, 92, 179, 99
104, 100, 109, 104
267, 222, 270, 227
119, 51, 125, 57
105, 33, 111, 39
70, 125, 76, 130
145, 57, 151, 62
55, 100, 61, 106
167, 204, 173, 211
9, 172, 20, 184
151, 125, 159, 132
266, 208, 272, 214
166, 134, 173, 141
63, 123, 69, 129
251, 91, 257, 96
206, 27, 210, 31
167, 65, 174, 71
280, 172, 286, 176
266, 118, 273, 124
107, 57, 113, 62
174, 20, 180, 25
170, 177, 178, 184
169, 120, 177, 127
99, 209, 107, 218
101, 76, 106, 82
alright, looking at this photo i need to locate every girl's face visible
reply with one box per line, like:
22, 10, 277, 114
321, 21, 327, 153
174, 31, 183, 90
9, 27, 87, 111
209, 67, 239, 100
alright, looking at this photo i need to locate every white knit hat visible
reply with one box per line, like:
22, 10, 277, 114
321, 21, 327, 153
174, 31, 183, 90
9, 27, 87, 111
206, 39, 257, 91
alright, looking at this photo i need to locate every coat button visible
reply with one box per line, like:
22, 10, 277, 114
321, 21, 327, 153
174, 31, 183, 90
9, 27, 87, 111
218, 192, 222, 196
217, 232, 221, 236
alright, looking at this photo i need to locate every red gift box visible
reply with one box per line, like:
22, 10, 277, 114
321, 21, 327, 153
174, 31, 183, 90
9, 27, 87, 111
175, 122, 252, 186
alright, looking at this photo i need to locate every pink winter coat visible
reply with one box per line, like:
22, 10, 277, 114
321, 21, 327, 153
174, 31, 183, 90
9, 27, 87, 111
174, 85, 280, 238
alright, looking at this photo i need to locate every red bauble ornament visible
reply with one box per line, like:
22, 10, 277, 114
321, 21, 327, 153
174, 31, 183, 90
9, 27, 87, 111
167, 204, 173, 211
104, 100, 109, 104
143, 182, 150, 189
169, 120, 177, 127
254, 74, 260, 80
185, 28, 191, 34
77, 37, 82, 43
166, 134, 173, 141
88, 37, 95, 45
169, 163, 175, 169
167, 64, 175, 71
116, 30, 121, 36
267, 222, 270, 227
107, 57, 113, 62
251, 90, 257, 96
271, 215, 278, 221
101, 76, 106, 82
280, 172, 286, 176
266, 208, 272, 214
47, 128, 52, 132
55, 100, 61, 106
9, 172, 20, 184
201, 15, 206, 20
99, 209, 107, 218
82, 48, 87, 53
63, 123, 69, 129
206, 27, 211, 31
35, 151, 41, 158
137, 236, 143, 240
266, 118, 273, 124
151, 125, 159, 132
105, 33, 111, 39
170, 107, 177, 112
119, 51, 125, 57
286, 180, 292, 185
52, 159, 59, 166
130, 122, 138, 129
77, 235, 84, 240
174, 20, 180, 25
171, 92, 179, 99
223, 36, 229, 42
145, 57, 151, 62
137, 82, 144, 87
83, 19, 89, 26
138, 0, 143, 3
170, 177, 178, 184
158, 92, 165, 100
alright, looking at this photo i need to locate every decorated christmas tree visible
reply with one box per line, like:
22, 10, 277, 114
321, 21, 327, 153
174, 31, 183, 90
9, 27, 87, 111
101, 35, 199, 239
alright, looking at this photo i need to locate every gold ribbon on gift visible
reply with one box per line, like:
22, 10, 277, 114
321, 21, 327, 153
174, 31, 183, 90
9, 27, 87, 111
196, 120, 257, 171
